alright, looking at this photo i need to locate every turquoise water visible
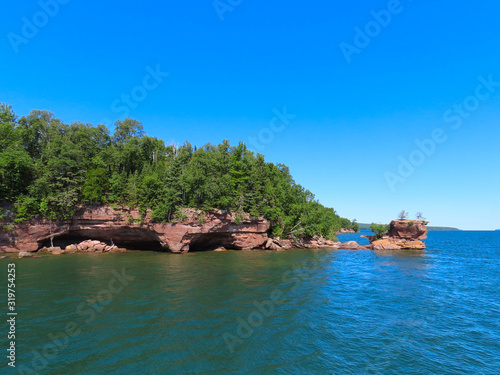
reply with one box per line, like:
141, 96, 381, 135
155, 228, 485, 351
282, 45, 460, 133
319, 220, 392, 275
1, 231, 499, 374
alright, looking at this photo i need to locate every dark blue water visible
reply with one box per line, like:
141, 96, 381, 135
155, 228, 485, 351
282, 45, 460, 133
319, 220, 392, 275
1, 231, 499, 374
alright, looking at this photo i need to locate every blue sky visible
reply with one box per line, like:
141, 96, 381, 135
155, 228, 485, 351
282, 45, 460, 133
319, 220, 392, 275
1, 0, 500, 230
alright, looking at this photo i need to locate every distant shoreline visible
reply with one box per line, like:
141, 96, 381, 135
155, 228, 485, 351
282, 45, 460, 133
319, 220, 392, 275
357, 223, 460, 231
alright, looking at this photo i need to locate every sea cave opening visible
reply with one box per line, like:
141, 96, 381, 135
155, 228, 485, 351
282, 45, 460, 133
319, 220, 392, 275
38, 230, 167, 252
187, 233, 234, 252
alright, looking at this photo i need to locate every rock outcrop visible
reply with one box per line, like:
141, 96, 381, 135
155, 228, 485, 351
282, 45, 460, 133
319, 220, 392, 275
0, 208, 429, 254
339, 241, 370, 250
263, 236, 371, 251
387, 220, 429, 240
0, 205, 270, 254
335, 228, 357, 234
368, 220, 429, 250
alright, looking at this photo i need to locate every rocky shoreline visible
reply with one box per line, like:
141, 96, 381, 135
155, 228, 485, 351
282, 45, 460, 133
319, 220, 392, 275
0, 205, 428, 256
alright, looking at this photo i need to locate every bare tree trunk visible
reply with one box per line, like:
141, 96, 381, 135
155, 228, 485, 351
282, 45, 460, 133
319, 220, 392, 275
49, 219, 54, 248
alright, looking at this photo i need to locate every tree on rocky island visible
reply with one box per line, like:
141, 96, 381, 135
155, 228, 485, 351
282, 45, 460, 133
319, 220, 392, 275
416, 212, 425, 220
370, 223, 390, 240
398, 210, 409, 220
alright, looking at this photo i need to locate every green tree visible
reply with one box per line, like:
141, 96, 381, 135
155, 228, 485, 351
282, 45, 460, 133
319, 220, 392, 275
352, 219, 359, 232
0, 149, 34, 201
83, 168, 109, 203
370, 223, 390, 240
398, 210, 409, 220
113, 118, 144, 145
416, 212, 425, 220
0, 103, 18, 151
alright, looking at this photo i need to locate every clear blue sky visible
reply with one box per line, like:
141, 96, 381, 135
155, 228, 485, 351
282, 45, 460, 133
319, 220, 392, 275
2, 0, 500, 230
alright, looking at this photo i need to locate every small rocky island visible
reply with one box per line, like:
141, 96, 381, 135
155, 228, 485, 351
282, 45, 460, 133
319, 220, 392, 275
364, 220, 429, 250
0, 205, 428, 255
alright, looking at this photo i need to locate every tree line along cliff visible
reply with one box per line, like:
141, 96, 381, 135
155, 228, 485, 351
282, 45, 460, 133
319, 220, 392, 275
0, 104, 358, 239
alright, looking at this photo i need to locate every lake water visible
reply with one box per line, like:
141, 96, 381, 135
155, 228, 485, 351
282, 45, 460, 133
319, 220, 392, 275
2, 230, 499, 374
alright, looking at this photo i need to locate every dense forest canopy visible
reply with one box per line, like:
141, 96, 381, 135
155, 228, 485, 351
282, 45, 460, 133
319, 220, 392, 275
0, 103, 357, 239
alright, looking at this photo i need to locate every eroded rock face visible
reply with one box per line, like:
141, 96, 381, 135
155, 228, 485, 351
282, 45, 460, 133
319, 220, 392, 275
0, 205, 270, 254
387, 220, 429, 240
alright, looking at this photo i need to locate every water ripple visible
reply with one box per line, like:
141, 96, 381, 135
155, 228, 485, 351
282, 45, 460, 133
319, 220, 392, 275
1, 231, 499, 374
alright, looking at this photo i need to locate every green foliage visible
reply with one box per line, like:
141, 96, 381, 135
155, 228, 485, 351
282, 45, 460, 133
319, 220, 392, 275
197, 211, 206, 225
234, 211, 245, 225
2, 224, 14, 232
352, 219, 359, 232
172, 207, 187, 223
14, 195, 40, 222
0, 148, 34, 201
83, 168, 109, 203
370, 223, 390, 240
0, 104, 354, 238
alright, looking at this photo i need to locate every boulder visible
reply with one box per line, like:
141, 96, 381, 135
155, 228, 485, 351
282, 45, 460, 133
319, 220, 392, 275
65, 244, 78, 253
269, 242, 284, 251
75, 240, 109, 252
76, 240, 90, 251
339, 241, 365, 250
94, 244, 106, 252
290, 237, 341, 250
263, 237, 294, 251
37, 247, 51, 254
336, 228, 356, 234
372, 240, 402, 251
109, 247, 127, 253
265, 238, 274, 249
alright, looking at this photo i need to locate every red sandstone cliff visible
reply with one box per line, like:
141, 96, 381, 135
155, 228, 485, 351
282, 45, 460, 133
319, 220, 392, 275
0, 207, 427, 254
0, 205, 270, 253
